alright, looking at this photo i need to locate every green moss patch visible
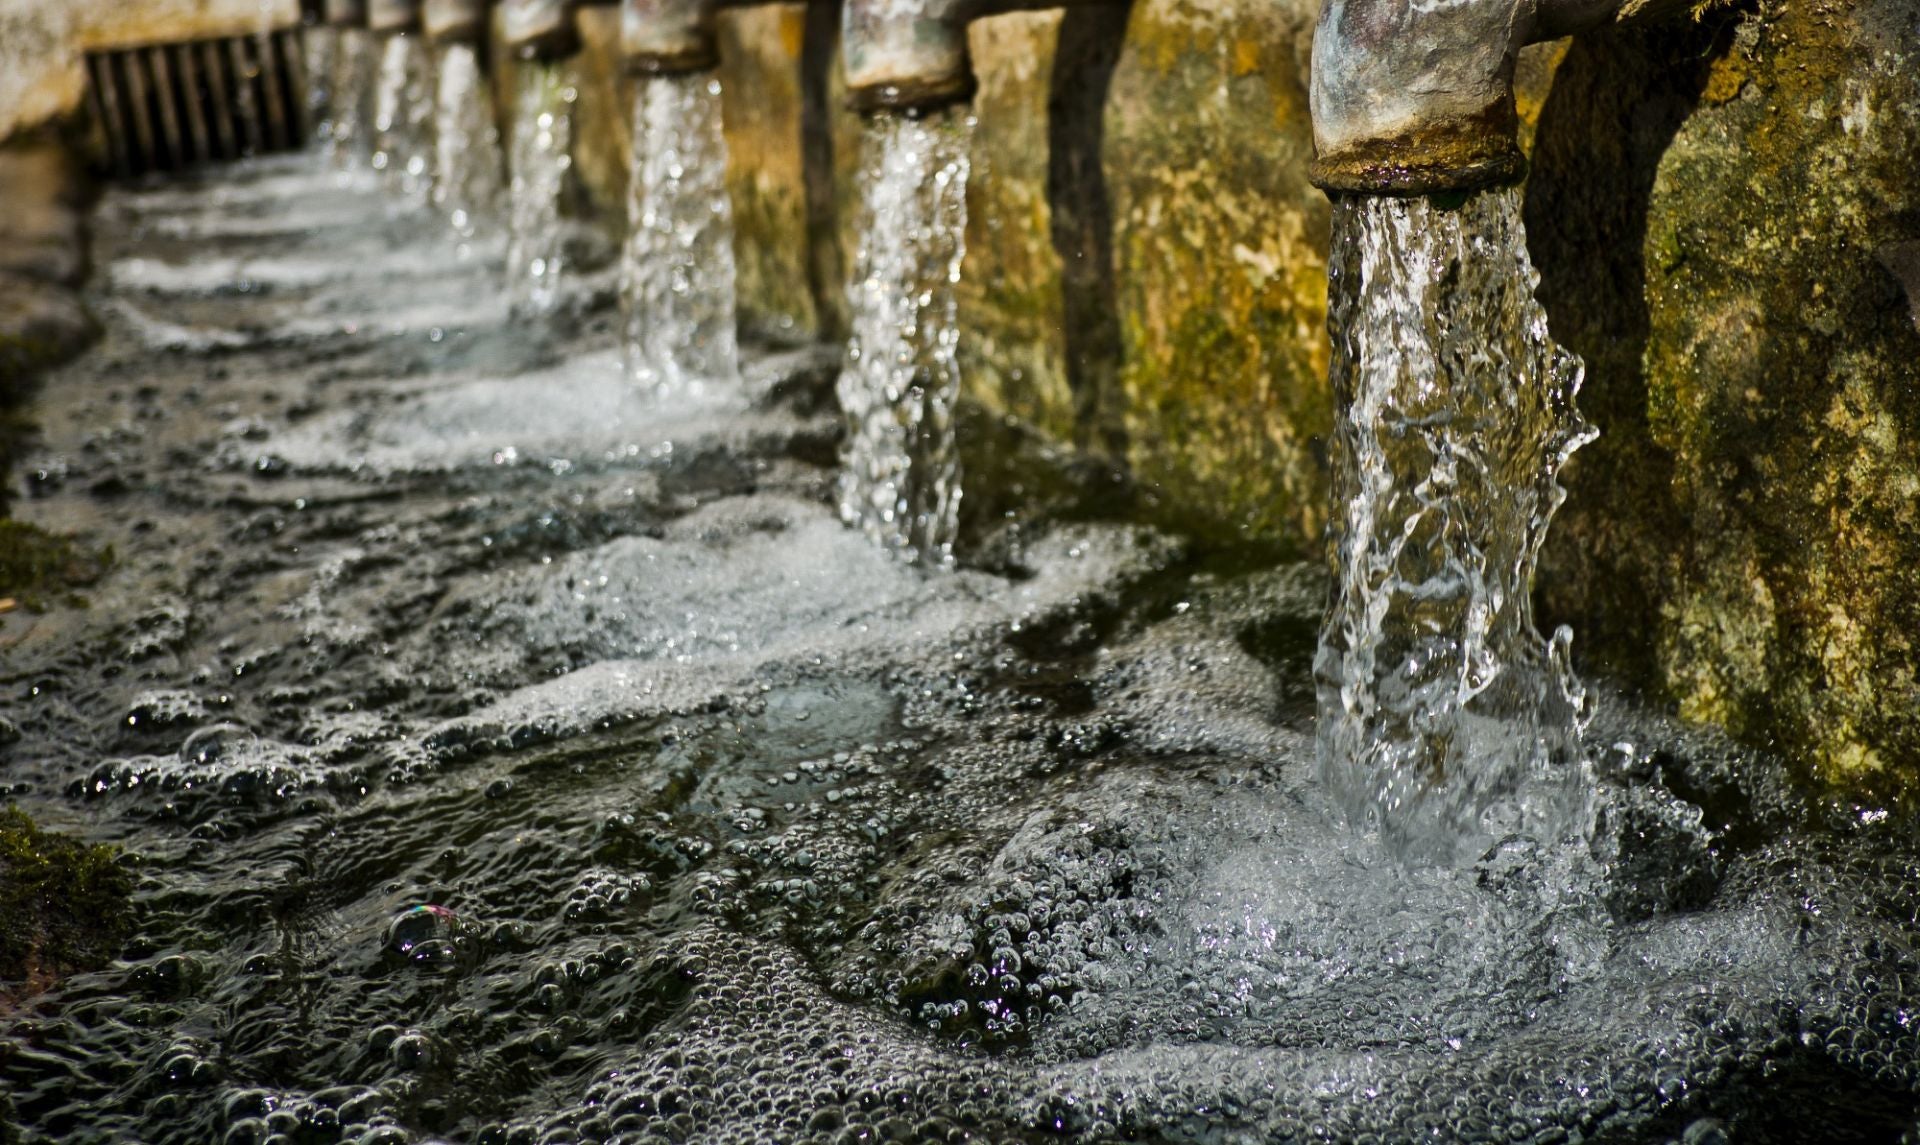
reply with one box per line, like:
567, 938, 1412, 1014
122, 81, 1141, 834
0, 806, 134, 994
0, 519, 110, 610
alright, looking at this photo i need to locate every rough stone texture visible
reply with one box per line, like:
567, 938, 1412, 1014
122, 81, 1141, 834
1529, 0, 1920, 799
953, 13, 1073, 447
0, 139, 89, 288
71, 0, 299, 48
1103, 0, 1330, 544
0, 1, 84, 144
0, 275, 96, 393
716, 6, 820, 337
0, 135, 95, 397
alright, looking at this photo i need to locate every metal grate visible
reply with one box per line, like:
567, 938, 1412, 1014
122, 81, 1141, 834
85, 28, 312, 178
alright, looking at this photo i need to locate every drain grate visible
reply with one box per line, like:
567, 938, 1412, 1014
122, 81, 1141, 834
85, 28, 311, 178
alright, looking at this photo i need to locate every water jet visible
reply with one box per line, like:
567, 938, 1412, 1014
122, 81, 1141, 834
324, 0, 378, 164
368, 0, 435, 193
499, 0, 587, 315
424, 0, 508, 236
833, 0, 1128, 563
1303, 0, 1686, 859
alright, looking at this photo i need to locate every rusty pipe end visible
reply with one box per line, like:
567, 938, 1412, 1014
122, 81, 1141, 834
1306, 0, 1539, 196
423, 0, 488, 41
841, 2, 974, 115
845, 70, 977, 114
1308, 105, 1527, 195
368, 0, 425, 33
501, 0, 583, 58
325, 0, 372, 27
621, 0, 722, 74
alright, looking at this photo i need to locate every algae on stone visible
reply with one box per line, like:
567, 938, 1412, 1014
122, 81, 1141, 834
1104, 0, 1331, 547
956, 13, 1075, 447
0, 519, 110, 609
0, 805, 134, 1003
717, 6, 821, 338
1529, 0, 1920, 801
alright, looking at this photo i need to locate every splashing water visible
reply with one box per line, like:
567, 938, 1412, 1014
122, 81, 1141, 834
325, 28, 376, 167
431, 42, 506, 241
620, 75, 740, 400
11, 154, 1920, 1145
836, 110, 972, 566
506, 64, 576, 317
371, 33, 434, 196
1315, 186, 1598, 866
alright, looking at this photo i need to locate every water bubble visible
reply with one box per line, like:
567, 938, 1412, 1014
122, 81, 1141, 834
385, 904, 466, 967
182, 723, 256, 765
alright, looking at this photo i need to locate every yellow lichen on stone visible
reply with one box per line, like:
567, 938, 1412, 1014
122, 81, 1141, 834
717, 6, 817, 335
1629, 0, 1920, 799
1699, 49, 1749, 105
959, 12, 1071, 442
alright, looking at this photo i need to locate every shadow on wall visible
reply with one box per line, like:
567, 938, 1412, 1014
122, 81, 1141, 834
1047, 2, 1132, 466
1526, 20, 1726, 686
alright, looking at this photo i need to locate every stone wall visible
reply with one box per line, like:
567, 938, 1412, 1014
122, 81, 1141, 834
0, 1, 84, 143
1529, 0, 1920, 798
525, 0, 1918, 798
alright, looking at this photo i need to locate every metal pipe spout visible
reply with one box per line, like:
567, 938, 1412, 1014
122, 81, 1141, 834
423, 0, 489, 41
368, 0, 425, 33
501, 0, 582, 58
325, 0, 372, 27
621, 0, 726, 73
619, 0, 818, 75
841, 0, 1123, 114
1307, 0, 1664, 194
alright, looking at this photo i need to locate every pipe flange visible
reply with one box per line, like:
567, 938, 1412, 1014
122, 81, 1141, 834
325, 0, 372, 27
1308, 109, 1527, 196
846, 72, 977, 115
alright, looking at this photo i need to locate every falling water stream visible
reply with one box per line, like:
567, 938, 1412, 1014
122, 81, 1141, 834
620, 75, 739, 399
325, 29, 376, 167
430, 42, 506, 241
505, 64, 577, 317
371, 33, 435, 198
836, 110, 973, 566
303, 24, 337, 135
1317, 187, 1597, 866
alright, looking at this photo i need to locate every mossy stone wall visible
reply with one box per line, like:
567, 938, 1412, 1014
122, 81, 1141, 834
1531, 0, 1920, 799
487, 0, 1918, 798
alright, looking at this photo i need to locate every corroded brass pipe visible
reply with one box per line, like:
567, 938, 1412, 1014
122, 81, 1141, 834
423, 0, 490, 42
1307, 0, 1682, 193
500, 0, 582, 58
325, 0, 371, 26
368, 0, 425, 33
619, 0, 820, 75
840, 0, 1122, 113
